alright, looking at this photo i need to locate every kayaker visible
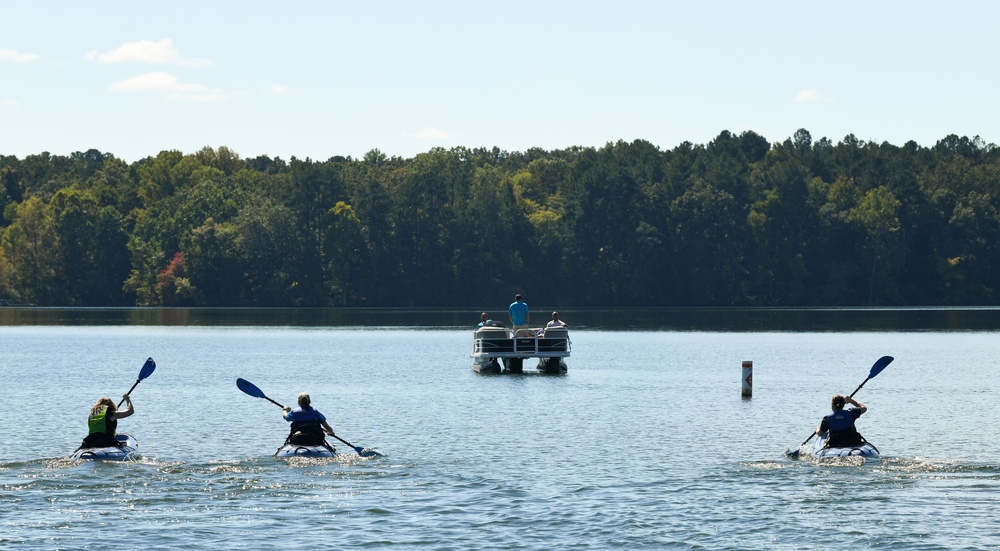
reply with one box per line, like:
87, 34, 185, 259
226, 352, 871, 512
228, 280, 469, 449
816, 394, 867, 447
282, 392, 335, 446
81, 395, 133, 448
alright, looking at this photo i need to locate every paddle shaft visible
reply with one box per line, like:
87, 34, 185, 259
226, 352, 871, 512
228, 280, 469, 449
117, 358, 156, 408
263, 396, 287, 409
117, 380, 141, 408
847, 378, 872, 400
330, 433, 364, 453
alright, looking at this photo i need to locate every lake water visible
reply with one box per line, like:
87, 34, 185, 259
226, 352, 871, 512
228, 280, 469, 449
2, 309, 999, 549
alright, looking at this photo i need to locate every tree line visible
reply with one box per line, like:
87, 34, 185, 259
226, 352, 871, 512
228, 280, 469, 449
1, 129, 999, 308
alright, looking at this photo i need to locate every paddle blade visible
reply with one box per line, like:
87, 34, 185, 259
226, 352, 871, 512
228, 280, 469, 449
785, 448, 801, 458
236, 378, 266, 399
868, 356, 894, 379
358, 447, 384, 458
138, 357, 156, 380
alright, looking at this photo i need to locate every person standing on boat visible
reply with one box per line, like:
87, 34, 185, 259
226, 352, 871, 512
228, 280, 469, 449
282, 392, 335, 446
508, 294, 530, 333
81, 395, 133, 448
816, 394, 867, 447
477, 312, 493, 328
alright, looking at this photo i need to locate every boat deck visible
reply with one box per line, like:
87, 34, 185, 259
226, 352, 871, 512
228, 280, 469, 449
470, 326, 571, 373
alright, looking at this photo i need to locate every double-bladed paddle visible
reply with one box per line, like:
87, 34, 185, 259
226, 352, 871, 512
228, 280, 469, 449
786, 355, 894, 458
118, 357, 156, 408
72, 357, 155, 455
236, 378, 383, 458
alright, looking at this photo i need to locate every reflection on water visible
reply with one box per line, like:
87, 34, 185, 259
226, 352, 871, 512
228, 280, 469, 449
3, 306, 1000, 331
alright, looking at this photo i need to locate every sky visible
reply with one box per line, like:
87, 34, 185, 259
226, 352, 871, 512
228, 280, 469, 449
2, 1, 998, 163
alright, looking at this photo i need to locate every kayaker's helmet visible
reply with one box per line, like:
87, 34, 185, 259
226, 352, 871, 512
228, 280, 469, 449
831, 395, 846, 410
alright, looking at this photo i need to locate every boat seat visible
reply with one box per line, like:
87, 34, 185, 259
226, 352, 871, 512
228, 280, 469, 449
540, 328, 568, 339
515, 329, 538, 337
476, 327, 511, 338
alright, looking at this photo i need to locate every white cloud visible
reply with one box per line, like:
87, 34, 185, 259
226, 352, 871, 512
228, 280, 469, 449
0, 49, 40, 63
794, 89, 826, 103
266, 84, 289, 95
109, 71, 202, 92
417, 127, 453, 140
169, 92, 228, 103
109, 71, 226, 102
85, 38, 212, 68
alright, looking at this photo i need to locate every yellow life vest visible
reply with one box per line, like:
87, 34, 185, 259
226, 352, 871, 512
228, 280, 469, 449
87, 406, 116, 436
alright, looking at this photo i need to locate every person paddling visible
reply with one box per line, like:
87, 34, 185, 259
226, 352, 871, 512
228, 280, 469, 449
815, 394, 867, 447
282, 392, 335, 450
81, 395, 133, 448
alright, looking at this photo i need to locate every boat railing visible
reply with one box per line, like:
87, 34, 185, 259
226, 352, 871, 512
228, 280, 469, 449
472, 327, 571, 356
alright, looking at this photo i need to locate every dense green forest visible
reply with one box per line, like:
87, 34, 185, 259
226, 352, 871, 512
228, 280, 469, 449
2, 129, 999, 308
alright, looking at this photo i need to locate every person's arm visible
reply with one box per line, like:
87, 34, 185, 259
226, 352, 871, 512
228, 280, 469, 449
281, 406, 291, 420
815, 418, 829, 435
848, 397, 867, 414
114, 394, 134, 419
321, 420, 335, 436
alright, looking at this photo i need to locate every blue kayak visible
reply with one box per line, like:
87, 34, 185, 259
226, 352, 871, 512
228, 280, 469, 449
274, 441, 336, 458
812, 434, 879, 459
70, 433, 140, 461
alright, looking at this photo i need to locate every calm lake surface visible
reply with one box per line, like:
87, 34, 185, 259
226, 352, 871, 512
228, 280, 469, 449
2, 308, 999, 549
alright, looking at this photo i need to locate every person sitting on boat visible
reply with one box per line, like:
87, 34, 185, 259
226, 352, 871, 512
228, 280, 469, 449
816, 394, 867, 447
477, 312, 493, 328
545, 311, 567, 329
508, 294, 530, 333
81, 395, 133, 448
282, 392, 335, 446
538, 311, 568, 336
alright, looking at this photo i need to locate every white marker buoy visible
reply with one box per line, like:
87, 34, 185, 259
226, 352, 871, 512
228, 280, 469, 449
742, 360, 752, 397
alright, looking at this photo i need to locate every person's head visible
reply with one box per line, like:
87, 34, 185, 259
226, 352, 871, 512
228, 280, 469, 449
91, 397, 116, 416
515, 294, 522, 301
481, 312, 488, 320
551, 311, 559, 320
298, 392, 312, 409
831, 395, 846, 410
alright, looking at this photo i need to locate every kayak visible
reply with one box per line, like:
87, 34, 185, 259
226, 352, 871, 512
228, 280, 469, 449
70, 433, 140, 461
274, 441, 336, 458
813, 434, 879, 459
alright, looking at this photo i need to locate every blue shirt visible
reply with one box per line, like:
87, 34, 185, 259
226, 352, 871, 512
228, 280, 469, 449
509, 300, 529, 325
284, 407, 326, 423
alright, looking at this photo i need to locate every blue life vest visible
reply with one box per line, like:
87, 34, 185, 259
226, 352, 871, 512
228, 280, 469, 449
288, 407, 323, 434
824, 408, 861, 446
825, 409, 855, 432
